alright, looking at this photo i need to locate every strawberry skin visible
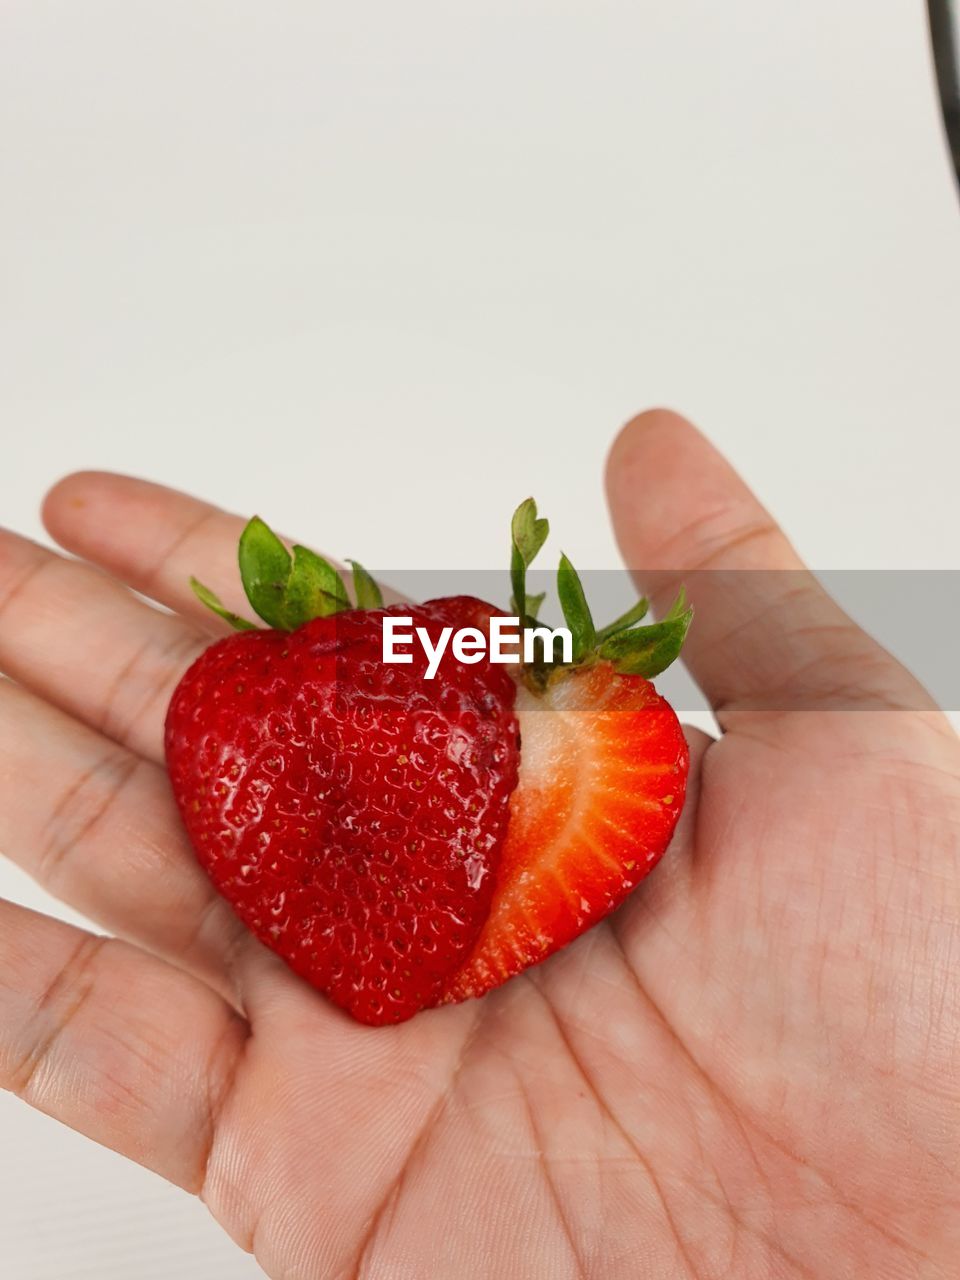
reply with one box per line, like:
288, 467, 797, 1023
165, 603, 519, 1025
440, 661, 688, 1003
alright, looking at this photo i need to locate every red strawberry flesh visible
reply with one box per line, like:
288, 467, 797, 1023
440, 661, 688, 1003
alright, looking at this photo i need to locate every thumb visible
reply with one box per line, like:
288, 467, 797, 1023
605, 409, 935, 721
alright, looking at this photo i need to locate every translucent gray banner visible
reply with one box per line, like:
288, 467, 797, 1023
365, 569, 960, 713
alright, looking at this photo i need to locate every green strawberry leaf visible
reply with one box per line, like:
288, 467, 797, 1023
510, 498, 549, 626
238, 516, 293, 628
595, 596, 650, 643
512, 498, 550, 564
663, 584, 687, 620
237, 516, 351, 629
509, 590, 546, 624
524, 590, 546, 620
348, 559, 384, 610
284, 545, 350, 625
598, 600, 693, 678
189, 577, 259, 631
557, 553, 596, 662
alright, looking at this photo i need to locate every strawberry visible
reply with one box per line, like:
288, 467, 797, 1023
434, 503, 689, 1003
166, 521, 520, 1025
165, 503, 691, 1025
439, 662, 687, 1003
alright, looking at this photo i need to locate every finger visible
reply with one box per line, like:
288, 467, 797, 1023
44, 472, 407, 622
605, 410, 930, 717
0, 678, 249, 995
0, 898, 248, 1193
0, 527, 205, 763
43, 472, 258, 629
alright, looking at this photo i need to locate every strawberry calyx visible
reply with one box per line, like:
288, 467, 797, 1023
190, 501, 692, 687
190, 515, 380, 631
508, 497, 693, 691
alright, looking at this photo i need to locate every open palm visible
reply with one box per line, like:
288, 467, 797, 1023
1, 411, 957, 1280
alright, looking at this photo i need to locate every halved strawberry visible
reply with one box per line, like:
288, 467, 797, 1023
166, 499, 692, 1025
440, 662, 687, 1002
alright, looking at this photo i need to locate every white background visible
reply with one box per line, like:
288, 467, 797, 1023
2, 2, 958, 1277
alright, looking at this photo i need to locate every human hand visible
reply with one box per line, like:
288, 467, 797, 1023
1, 410, 957, 1279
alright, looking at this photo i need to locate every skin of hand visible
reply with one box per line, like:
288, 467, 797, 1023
0, 409, 958, 1280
